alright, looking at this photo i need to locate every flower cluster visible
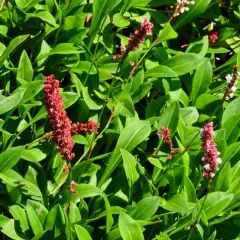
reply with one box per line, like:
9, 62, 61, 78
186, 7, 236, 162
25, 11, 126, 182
157, 126, 175, 159
71, 121, 98, 135
200, 122, 221, 179
209, 31, 218, 45
224, 66, 240, 100
172, 0, 195, 19
113, 19, 153, 60
44, 75, 75, 161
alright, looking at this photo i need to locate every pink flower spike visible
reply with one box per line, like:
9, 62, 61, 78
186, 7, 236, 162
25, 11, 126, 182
158, 126, 171, 144
200, 121, 221, 180
44, 74, 75, 161
209, 31, 218, 45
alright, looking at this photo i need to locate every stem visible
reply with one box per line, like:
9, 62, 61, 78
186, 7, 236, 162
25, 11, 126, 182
156, 131, 199, 189
128, 37, 159, 79
187, 183, 211, 240
74, 108, 116, 166
53, 0, 64, 46
83, 17, 107, 86
67, 168, 73, 240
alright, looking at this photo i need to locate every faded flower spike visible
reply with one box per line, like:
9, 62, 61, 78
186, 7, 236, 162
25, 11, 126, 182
68, 181, 78, 194
44, 74, 75, 161
172, 0, 195, 20
223, 66, 240, 101
113, 19, 153, 60
200, 121, 221, 179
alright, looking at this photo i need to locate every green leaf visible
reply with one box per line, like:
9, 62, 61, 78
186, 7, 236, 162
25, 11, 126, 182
0, 35, 29, 68
72, 135, 89, 145
74, 184, 103, 198
21, 148, 46, 162
9, 205, 29, 231
130, 197, 160, 220
18, 80, 43, 104
231, 160, 240, 182
116, 90, 135, 117
113, 13, 130, 28
15, 0, 40, 9
103, 193, 114, 233
173, 0, 211, 29
82, 87, 102, 110
26, 200, 45, 236
223, 113, 240, 145
98, 120, 151, 187
17, 50, 33, 82
195, 93, 219, 109
219, 138, 235, 163
145, 65, 178, 78
214, 162, 231, 191
45, 204, 65, 234
121, 0, 133, 13
118, 212, 144, 240
160, 194, 188, 213
0, 215, 9, 227
62, 92, 79, 108
157, 102, 180, 135
157, 22, 178, 43
75, 225, 92, 240
88, 0, 112, 48
26, 11, 57, 26
238, 47, 240, 67
132, 83, 152, 104
191, 59, 212, 103
147, 157, 162, 169
186, 36, 209, 56
1, 219, 24, 240
120, 149, 139, 188
222, 97, 240, 125
180, 107, 199, 125
164, 53, 205, 76
184, 176, 197, 203
201, 192, 234, 219
37, 43, 82, 60
0, 88, 26, 115
60, 28, 88, 44
0, 146, 25, 173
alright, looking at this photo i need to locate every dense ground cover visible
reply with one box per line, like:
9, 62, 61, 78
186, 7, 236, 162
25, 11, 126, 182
0, 0, 240, 239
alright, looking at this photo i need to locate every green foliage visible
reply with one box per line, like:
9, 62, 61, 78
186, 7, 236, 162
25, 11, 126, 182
0, 0, 240, 239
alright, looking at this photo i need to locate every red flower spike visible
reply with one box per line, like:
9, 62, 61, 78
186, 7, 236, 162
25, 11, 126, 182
44, 74, 75, 161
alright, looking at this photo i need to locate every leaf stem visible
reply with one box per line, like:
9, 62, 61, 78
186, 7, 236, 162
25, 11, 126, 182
83, 17, 107, 86
187, 183, 211, 240
74, 108, 116, 167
